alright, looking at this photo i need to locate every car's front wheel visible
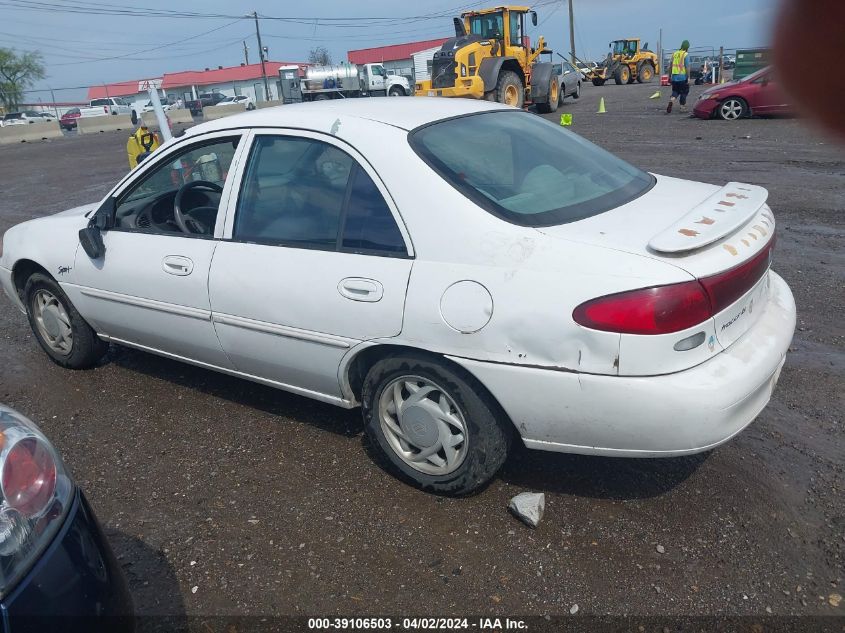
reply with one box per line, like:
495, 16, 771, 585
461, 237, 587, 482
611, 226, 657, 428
24, 273, 108, 369
718, 97, 748, 120
362, 355, 511, 495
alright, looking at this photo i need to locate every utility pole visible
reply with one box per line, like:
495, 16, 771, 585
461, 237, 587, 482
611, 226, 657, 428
243, 40, 250, 65
658, 27, 662, 75
568, 0, 576, 64
49, 87, 59, 120
718, 45, 724, 84
253, 11, 271, 101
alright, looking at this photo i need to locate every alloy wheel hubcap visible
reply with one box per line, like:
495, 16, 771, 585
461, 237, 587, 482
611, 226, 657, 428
378, 376, 468, 475
32, 290, 72, 355
722, 100, 742, 119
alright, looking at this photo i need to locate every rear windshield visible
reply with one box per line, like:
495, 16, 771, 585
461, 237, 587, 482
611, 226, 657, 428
3, 113, 22, 120
90, 99, 110, 106
409, 111, 653, 227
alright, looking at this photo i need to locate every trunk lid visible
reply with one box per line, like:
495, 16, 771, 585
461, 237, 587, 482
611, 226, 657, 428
540, 174, 777, 361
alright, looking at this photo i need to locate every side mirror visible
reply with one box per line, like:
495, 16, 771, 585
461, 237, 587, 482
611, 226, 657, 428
531, 11, 537, 26
79, 226, 105, 259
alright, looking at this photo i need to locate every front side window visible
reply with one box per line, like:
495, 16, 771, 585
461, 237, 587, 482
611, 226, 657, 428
235, 135, 407, 256
371, 65, 385, 76
114, 136, 240, 235
410, 111, 653, 227
469, 12, 503, 39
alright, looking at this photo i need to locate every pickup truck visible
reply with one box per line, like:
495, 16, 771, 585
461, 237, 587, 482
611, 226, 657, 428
80, 97, 136, 118
185, 92, 228, 115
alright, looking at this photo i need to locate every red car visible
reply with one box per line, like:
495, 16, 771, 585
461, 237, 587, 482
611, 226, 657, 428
693, 66, 791, 120
59, 108, 81, 130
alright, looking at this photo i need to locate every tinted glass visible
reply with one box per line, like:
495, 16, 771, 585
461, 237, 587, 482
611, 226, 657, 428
235, 136, 353, 248
342, 168, 406, 255
469, 12, 503, 38
90, 99, 109, 106
115, 137, 240, 234
410, 111, 653, 227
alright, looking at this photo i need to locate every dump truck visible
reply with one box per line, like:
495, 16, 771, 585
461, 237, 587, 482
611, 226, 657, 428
414, 5, 562, 113
586, 39, 659, 85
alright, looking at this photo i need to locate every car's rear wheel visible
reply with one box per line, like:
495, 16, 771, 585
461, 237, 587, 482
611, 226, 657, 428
362, 355, 511, 495
24, 273, 107, 369
718, 97, 747, 120
571, 81, 581, 99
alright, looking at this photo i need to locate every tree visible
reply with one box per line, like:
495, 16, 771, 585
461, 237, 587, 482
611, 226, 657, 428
0, 48, 45, 111
308, 46, 332, 66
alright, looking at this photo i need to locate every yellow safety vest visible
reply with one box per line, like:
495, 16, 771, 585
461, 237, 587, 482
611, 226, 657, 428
671, 50, 688, 76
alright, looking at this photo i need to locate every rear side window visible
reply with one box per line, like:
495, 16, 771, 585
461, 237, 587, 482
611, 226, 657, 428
342, 168, 406, 254
235, 135, 407, 256
409, 111, 653, 227
90, 99, 109, 106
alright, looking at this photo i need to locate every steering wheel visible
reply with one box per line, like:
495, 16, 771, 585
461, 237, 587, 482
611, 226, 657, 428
174, 180, 223, 234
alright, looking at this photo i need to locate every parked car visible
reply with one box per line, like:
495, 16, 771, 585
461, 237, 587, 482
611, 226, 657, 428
141, 97, 177, 114
215, 94, 256, 110
0, 99, 796, 495
60, 108, 82, 130
185, 92, 227, 115
30, 111, 57, 122
0, 404, 133, 630
557, 60, 582, 102
87, 97, 133, 116
694, 66, 790, 120
1, 112, 42, 127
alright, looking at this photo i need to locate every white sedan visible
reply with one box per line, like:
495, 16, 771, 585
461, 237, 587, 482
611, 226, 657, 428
0, 99, 796, 495
214, 94, 255, 110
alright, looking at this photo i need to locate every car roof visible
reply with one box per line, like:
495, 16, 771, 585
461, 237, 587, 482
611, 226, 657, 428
183, 97, 512, 139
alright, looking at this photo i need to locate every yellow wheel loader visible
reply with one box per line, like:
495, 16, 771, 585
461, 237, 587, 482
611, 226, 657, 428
587, 39, 659, 86
414, 6, 560, 113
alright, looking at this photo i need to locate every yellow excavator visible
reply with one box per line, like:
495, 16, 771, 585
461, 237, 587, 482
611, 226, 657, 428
414, 5, 561, 112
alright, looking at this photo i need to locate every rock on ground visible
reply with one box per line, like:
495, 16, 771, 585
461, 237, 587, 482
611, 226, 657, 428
508, 492, 545, 528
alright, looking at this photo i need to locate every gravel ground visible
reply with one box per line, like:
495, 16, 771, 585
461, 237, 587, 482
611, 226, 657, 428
0, 81, 842, 628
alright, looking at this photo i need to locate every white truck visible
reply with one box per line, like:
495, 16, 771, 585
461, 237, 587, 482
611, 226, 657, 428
80, 97, 136, 118
278, 63, 410, 102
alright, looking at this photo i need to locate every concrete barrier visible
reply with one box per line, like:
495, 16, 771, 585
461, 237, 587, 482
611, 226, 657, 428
77, 114, 134, 134
202, 104, 246, 121
257, 100, 284, 109
0, 121, 63, 145
168, 109, 195, 124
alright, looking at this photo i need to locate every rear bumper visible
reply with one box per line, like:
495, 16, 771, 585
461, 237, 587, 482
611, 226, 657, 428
414, 76, 485, 99
451, 271, 796, 457
1, 491, 134, 632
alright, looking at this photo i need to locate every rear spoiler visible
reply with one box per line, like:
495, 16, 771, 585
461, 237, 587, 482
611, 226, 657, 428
648, 182, 769, 254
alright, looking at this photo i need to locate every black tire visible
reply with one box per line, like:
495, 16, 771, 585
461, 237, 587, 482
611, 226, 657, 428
495, 70, 524, 108
362, 354, 512, 495
717, 96, 748, 120
614, 65, 630, 85
637, 62, 655, 83
535, 76, 559, 113
571, 81, 581, 99
592, 77, 605, 87
388, 86, 405, 97
24, 273, 107, 369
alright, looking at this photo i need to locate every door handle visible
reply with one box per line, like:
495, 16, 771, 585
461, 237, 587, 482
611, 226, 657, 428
338, 278, 384, 302
162, 255, 194, 276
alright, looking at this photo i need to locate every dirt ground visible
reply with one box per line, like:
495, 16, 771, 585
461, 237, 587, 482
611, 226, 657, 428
0, 80, 842, 629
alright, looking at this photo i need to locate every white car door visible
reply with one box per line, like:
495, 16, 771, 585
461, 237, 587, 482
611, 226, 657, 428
208, 129, 414, 402
68, 131, 248, 368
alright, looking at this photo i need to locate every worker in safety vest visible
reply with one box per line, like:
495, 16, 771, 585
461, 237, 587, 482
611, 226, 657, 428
666, 40, 690, 114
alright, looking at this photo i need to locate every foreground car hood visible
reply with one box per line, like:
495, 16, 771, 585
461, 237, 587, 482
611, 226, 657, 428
54, 202, 98, 218
537, 174, 774, 278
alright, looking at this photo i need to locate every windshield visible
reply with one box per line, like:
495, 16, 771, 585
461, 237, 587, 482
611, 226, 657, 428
409, 111, 653, 227
3, 113, 21, 120
612, 40, 637, 55
468, 12, 504, 38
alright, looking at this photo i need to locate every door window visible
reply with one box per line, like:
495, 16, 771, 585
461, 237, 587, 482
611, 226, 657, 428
234, 135, 407, 256
114, 136, 240, 235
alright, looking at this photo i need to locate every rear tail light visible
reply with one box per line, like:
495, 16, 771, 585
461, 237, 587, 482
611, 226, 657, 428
574, 234, 775, 335
0, 406, 73, 597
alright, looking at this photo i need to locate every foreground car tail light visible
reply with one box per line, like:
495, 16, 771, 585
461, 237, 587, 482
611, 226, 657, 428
0, 406, 72, 597
573, 281, 712, 335
574, 235, 776, 335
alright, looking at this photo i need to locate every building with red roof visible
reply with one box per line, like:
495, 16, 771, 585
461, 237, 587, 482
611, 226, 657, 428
347, 38, 449, 80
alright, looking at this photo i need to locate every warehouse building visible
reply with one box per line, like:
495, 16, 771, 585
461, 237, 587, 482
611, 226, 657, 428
348, 37, 448, 84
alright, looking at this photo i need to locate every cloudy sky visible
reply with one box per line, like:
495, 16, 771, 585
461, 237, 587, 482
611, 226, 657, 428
2, 0, 777, 102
